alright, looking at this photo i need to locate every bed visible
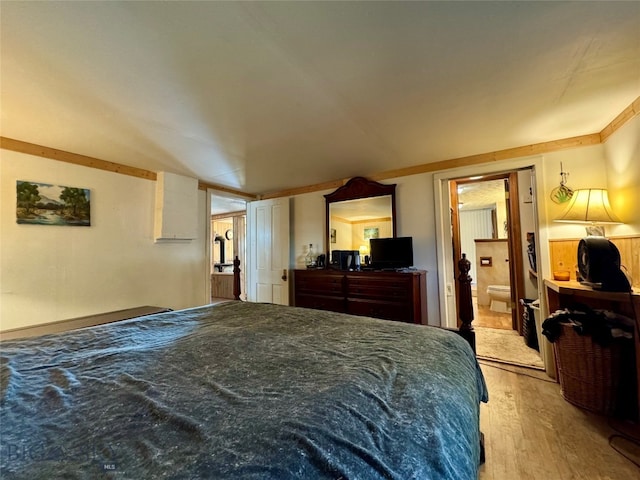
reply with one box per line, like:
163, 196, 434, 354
0, 301, 487, 479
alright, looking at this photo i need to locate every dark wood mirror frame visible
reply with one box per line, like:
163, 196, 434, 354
324, 176, 397, 260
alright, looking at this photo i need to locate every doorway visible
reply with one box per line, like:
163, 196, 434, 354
451, 173, 523, 332
210, 193, 247, 301
454, 177, 512, 330
445, 167, 544, 368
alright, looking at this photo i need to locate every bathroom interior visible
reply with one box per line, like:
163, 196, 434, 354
457, 173, 543, 369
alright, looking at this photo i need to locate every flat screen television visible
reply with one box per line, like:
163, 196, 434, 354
369, 237, 414, 270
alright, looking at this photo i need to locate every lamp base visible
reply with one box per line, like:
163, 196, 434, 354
585, 225, 605, 236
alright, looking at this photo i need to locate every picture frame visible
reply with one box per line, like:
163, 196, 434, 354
364, 227, 379, 240
16, 180, 91, 226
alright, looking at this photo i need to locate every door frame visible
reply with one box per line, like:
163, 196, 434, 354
449, 172, 525, 332
207, 189, 249, 302
433, 155, 550, 330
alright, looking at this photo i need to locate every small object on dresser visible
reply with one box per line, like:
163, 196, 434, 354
553, 271, 570, 281
305, 244, 317, 268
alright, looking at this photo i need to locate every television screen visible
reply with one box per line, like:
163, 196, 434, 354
369, 237, 413, 270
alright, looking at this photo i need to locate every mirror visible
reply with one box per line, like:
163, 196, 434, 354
325, 177, 397, 263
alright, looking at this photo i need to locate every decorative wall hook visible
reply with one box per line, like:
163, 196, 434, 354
550, 162, 574, 204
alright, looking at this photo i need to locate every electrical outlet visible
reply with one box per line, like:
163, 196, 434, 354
446, 283, 453, 296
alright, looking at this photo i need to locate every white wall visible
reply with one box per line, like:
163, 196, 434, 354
3, 118, 636, 331
543, 144, 612, 240
290, 191, 326, 268
541, 119, 640, 240
604, 115, 640, 235
0, 150, 209, 330
392, 174, 442, 325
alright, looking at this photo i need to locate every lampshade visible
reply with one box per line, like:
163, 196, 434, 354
554, 189, 622, 225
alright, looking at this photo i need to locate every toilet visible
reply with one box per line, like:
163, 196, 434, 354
487, 285, 511, 313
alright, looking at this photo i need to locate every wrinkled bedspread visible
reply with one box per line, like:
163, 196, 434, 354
1, 302, 487, 479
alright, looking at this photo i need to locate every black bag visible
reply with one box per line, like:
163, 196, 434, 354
520, 298, 539, 351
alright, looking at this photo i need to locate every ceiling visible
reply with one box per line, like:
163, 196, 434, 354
1, 2, 639, 197
458, 179, 506, 211
331, 195, 393, 222
211, 193, 247, 217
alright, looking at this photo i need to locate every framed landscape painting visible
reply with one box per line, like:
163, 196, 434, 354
16, 181, 91, 226
364, 227, 379, 240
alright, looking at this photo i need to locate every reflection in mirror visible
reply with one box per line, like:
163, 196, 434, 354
329, 196, 393, 254
324, 177, 397, 264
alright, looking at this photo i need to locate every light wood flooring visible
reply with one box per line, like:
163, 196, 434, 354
473, 298, 513, 330
478, 360, 639, 479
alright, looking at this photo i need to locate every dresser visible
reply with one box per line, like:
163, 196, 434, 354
294, 269, 427, 324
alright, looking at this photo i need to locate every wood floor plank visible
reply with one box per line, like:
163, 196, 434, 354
478, 362, 639, 479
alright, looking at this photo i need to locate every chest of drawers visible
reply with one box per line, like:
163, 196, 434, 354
294, 269, 427, 324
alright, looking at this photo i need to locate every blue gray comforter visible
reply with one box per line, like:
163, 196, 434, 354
1, 302, 487, 479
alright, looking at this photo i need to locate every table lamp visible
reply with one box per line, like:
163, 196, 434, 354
554, 189, 629, 291
554, 188, 622, 236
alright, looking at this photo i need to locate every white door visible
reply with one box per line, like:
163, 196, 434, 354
247, 198, 290, 305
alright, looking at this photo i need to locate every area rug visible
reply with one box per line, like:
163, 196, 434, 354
475, 326, 544, 370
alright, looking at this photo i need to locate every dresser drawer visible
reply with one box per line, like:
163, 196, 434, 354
346, 275, 412, 301
347, 299, 413, 323
295, 294, 346, 313
295, 271, 344, 296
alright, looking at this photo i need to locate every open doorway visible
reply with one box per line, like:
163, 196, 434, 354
210, 193, 247, 302
446, 168, 543, 369
454, 177, 514, 330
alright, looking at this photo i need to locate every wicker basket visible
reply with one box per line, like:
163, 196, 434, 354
553, 322, 626, 415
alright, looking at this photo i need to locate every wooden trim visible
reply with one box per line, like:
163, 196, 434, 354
545, 278, 639, 299
262, 133, 601, 199
474, 238, 509, 243
599, 96, 640, 143
3, 97, 638, 200
324, 176, 396, 203
455, 171, 516, 184
450, 180, 462, 327
0, 137, 157, 181
506, 171, 526, 334
260, 179, 345, 200
0, 137, 257, 199
198, 180, 257, 199
324, 176, 397, 259
372, 134, 602, 180
329, 215, 392, 226
351, 216, 392, 225
549, 234, 640, 243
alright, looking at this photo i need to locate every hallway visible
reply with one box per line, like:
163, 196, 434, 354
473, 296, 544, 370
